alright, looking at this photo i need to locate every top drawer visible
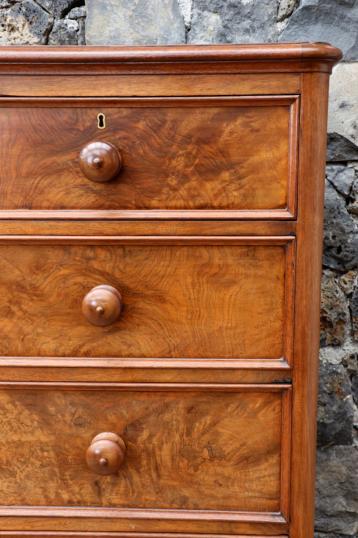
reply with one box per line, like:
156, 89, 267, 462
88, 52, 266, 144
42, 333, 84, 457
0, 96, 298, 218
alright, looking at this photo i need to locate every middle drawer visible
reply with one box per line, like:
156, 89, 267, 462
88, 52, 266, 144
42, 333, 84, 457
0, 236, 294, 360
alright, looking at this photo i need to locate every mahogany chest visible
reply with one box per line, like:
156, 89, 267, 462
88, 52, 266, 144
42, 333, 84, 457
0, 44, 341, 538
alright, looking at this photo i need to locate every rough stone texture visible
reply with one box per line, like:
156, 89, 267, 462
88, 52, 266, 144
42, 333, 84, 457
315, 446, 358, 536
347, 173, 358, 216
320, 270, 350, 346
279, 0, 358, 60
317, 348, 354, 446
0, 0, 53, 44
328, 63, 358, 145
320, 133, 358, 537
342, 351, 357, 404
352, 284, 358, 341
0, 2, 358, 536
85, 0, 185, 45
327, 133, 358, 163
48, 6, 86, 45
36, 0, 81, 18
177, 0, 191, 29
188, 0, 279, 44
277, 0, 299, 22
326, 164, 355, 197
0, 0, 85, 45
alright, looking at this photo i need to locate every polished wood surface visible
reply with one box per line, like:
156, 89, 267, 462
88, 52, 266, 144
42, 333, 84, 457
0, 384, 289, 513
0, 534, 289, 538
0, 44, 340, 538
0, 97, 297, 215
82, 285, 123, 327
0, 73, 301, 97
0, 43, 341, 76
289, 73, 331, 538
0, 238, 293, 359
86, 432, 126, 476
79, 141, 123, 183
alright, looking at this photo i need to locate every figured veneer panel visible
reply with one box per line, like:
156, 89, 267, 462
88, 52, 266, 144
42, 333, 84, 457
0, 384, 290, 514
0, 237, 294, 360
0, 97, 298, 216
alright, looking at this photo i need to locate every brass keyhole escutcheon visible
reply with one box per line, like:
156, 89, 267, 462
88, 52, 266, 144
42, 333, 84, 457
97, 112, 106, 129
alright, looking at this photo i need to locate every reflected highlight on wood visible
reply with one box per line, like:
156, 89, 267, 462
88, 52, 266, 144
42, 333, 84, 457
82, 284, 122, 327
79, 141, 122, 183
86, 432, 126, 475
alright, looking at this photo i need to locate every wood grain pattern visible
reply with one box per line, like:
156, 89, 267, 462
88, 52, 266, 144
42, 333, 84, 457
0, 73, 301, 97
0, 44, 341, 538
0, 43, 341, 75
0, 237, 293, 360
0, 357, 291, 385
290, 73, 331, 538
0, 97, 298, 214
0, 384, 289, 513
0, 509, 288, 535
0, 533, 289, 538
0, 219, 297, 236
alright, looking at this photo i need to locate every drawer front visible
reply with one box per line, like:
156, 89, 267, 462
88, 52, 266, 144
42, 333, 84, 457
0, 383, 290, 516
0, 97, 298, 217
0, 237, 294, 360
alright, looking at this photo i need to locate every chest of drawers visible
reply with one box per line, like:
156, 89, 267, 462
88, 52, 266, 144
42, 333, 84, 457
0, 44, 341, 538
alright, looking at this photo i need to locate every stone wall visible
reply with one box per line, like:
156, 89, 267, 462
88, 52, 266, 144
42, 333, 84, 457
0, 1, 357, 536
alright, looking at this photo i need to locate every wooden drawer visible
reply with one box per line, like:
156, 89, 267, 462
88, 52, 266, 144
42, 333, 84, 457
0, 96, 298, 218
0, 236, 294, 361
0, 382, 291, 533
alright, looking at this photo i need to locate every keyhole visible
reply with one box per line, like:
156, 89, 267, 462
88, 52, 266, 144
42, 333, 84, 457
97, 113, 106, 129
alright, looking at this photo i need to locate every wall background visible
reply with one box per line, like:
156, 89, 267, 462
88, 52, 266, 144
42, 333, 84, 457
0, 1, 357, 536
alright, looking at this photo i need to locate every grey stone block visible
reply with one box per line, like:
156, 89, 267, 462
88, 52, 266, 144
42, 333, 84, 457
351, 284, 358, 341
342, 350, 357, 404
188, 0, 278, 44
36, 0, 83, 18
317, 348, 354, 446
0, 0, 53, 44
85, 0, 185, 45
48, 6, 86, 45
279, 0, 358, 60
316, 445, 358, 536
326, 164, 355, 198
178, 0, 192, 29
339, 269, 357, 296
277, 0, 299, 22
49, 17, 82, 45
328, 63, 358, 145
347, 175, 358, 216
323, 179, 358, 271
320, 270, 350, 346
327, 133, 358, 163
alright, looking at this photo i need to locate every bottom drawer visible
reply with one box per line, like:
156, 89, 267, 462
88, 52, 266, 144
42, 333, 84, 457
0, 382, 291, 534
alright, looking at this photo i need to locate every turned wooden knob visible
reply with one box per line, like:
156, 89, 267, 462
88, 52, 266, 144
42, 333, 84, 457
86, 432, 126, 475
79, 141, 122, 182
82, 285, 122, 326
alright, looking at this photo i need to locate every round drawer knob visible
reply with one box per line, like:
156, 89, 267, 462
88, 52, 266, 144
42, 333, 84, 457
79, 141, 122, 183
86, 432, 126, 476
82, 285, 122, 327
